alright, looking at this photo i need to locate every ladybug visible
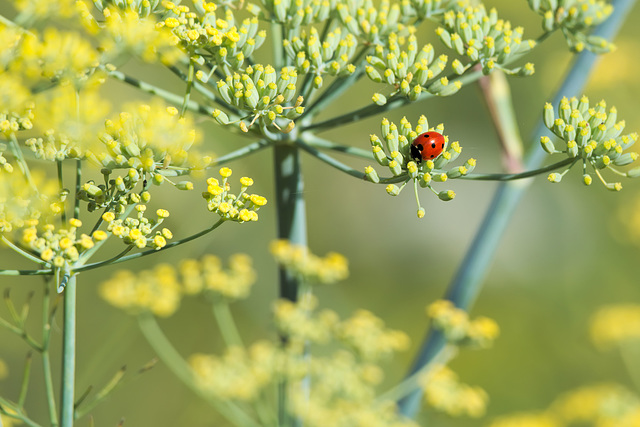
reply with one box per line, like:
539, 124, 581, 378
410, 131, 446, 162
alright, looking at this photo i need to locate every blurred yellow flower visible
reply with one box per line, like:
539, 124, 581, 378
590, 304, 640, 349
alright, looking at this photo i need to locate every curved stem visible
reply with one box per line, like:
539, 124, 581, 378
1, 236, 48, 266
8, 133, 38, 193
75, 219, 225, 273
137, 313, 260, 427
209, 139, 273, 166
211, 298, 244, 348
397, 0, 638, 417
60, 275, 76, 427
299, 132, 374, 160
302, 68, 483, 133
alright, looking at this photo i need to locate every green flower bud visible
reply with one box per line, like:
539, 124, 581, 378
436, 27, 452, 48
438, 189, 455, 201
386, 184, 400, 196
543, 103, 555, 129
364, 166, 380, 183
388, 159, 402, 176
626, 167, 640, 178
432, 172, 447, 182
372, 93, 387, 105
548, 173, 562, 183
613, 152, 638, 167
176, 181, 194, 190
366, 66, 382, 82
540, 136, 555, 154
594, 155, 611, 169
464, 158, 477, 174
583, 174, 592, 185
606, 182, 623, 191
567, 140, 578, 158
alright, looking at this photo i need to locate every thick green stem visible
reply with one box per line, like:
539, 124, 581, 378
211, 298, 244, 348
57, 160, 66, 223
397, 0, 637, 417
60, 275, 76, 427
42, 281, 58, 426
137, 313, 260, 427
273, 144, 309, 427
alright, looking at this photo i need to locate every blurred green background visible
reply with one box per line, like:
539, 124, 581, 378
2, 1, 640, 426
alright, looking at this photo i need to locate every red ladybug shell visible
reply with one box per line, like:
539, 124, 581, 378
410, 131, 446, 162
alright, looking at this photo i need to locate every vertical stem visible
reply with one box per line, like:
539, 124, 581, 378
57, 161, 66, 223
180, 58, 195, 118
74, 160, 81, 220
60, 275, 76, 427
42, 281, 58, 427
273, 144, 308, 302
397, 0, 637, 418
273, 144, 308, 427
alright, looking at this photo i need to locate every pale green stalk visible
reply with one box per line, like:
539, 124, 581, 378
211, 298, 244, 348
59, 275, 76, 427
180, 58, 195, 118
398, 0, 637, 416
41, 281, 58, 427
137, 313, 261, 427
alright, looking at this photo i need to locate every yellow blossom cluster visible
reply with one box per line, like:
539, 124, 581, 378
191, 294, 415, 427
87, 102, 203, 174
270, 239, 349, 284
19, 27, 98, 81
190, 341, 279, 401
21, 218, 96, 266
0, 72, 34, 139
101, 207, 172, 250
159, 1, 265, 71
178, 253, 256, 299
0, 172, 60, 233
420, 364, 488, 418
551, 383, 640, 425
336, 309, 410, 362
427, 299, 499, 348
99, 264, 182, 317
99, 8, 182, 64
202, 167, 267, 222
590, 304, 640, 349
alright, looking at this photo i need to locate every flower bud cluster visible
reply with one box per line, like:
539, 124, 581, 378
101, 7, 182, 64
408, 0, 456, 20
101, 207, 173, 250
541, 96, 638, 191
336, 0, 404, 42
76, 170, 149, 213
426, 299, 500, 349
366, 34, 459, 103
255, 0, 333, 26
283, 27, 357, 88
0, 173, 61, 233
528, 0, 614, 53
19, 28, 99, 82
25, 131, 84, 162
93, 0, 161, 17
160, 2, 265, 71
366, 116, 476, 217
0, 75, 34, 139
270, 239, 349, 285
99, 264, 182, 317
202, 167, 267, 222
178, 254, 256, 299
21, 218, 97, 267
335, 309, 410, 362
437, 4, 536, 76
420, 364, 488, 418
86, 102, 201, 175
213, 65, 304, 131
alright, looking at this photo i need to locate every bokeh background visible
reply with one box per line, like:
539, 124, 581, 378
1, 0, 640, 425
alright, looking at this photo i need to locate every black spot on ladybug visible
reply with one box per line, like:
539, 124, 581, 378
440, 143, 444, 148
431, 142, 436, 148
422, 133, 430, 138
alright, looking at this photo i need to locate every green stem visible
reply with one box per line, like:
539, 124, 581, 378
299, 132, 374, 160
211, 298, 244, 348
74, 160, 81, 220
375, 345, 455, 404
18, 352, 33, 408
1, 236, 48, 266
75, 219, 225, 273
0, 399, 42, 427
209, 139, 273, 166
60, 275, 76, 427
273, 144, 310, 427
105, 68, 215, 118
57, 160, 66, 223
459, 158, 578, 181
302, 68, 483, 133
137, 313, 260, 427
397, 0, 637, 417
8, 134, 38, 193
180, 58, 195, 118
296, 139, 366, 180
41, 281, 58, 427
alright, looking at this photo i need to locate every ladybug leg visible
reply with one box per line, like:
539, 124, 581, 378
410, 144, 423, 162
